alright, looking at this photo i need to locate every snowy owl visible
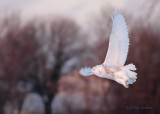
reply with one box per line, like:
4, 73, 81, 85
80, 10, 137, 88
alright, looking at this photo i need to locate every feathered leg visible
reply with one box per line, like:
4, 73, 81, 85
114, 70, 129, 88
122, 63, 137, 85
114, 64, 137, 88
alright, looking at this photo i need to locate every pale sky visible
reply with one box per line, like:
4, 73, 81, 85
0, 0, 127, 24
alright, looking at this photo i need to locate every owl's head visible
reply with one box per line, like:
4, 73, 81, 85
92, 65, 105, 76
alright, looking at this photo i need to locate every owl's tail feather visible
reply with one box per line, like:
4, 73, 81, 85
122, 63, 137, 85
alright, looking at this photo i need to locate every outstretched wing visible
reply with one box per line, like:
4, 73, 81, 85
79, 67, 93, 76
103, 10, 129, 67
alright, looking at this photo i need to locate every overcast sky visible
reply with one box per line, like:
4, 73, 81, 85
0, 0, 127, 24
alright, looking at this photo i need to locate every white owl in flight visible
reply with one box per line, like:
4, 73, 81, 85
80, 10, 137, 88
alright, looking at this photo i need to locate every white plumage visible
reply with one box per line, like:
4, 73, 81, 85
80, 10, 137, 88
104, 11, 129, 66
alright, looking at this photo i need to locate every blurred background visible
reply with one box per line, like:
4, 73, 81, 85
0, 0, 160, 114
